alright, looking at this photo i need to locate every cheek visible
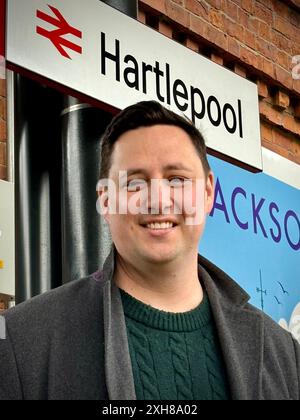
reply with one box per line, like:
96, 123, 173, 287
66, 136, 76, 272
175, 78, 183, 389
180, 223, 205, 247
107, 215, 123, 234
185, 222, 205, 234
108, 214, 136, 236
174, 185, 205, 218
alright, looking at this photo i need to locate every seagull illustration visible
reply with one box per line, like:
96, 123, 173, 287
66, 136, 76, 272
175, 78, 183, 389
278, 282, 289, 295
274, 296, 282, 305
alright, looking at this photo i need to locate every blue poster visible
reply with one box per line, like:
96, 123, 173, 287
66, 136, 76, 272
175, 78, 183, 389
200, 156, 300, 341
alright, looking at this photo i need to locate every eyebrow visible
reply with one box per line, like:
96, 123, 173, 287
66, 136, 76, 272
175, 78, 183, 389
126, 163, 193, 177
164, 163, 193, 172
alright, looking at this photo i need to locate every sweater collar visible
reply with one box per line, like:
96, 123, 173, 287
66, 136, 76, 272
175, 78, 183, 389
120, 287, 212, 332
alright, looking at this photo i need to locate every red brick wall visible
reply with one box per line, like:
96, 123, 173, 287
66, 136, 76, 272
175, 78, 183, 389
0, 78, 6, 180
139, 0, 300, 166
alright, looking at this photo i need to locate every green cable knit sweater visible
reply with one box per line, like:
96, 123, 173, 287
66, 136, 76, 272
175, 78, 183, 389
120, 288, 231, 400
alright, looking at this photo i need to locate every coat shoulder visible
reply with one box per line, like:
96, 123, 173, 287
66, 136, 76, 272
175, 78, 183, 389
3, 271, 106, 332
245, 302, 300, 369
0, 270, 109, 400
245, 302, 296, 343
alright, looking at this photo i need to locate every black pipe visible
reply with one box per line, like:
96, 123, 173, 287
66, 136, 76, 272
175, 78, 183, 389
14, 75, 63, 302
101, 0, 137, 17
60, 99, 112, 284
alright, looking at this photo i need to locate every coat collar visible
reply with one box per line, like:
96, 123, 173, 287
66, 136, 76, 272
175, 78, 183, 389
102, 245, 264, 400
198, 254, 251, 307
102, 245, 137, 400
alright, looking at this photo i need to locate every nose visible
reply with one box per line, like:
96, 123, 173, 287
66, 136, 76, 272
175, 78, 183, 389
148, 179, 172, 215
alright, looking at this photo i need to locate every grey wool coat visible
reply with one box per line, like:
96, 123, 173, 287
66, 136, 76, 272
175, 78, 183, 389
0, 245, 299, 400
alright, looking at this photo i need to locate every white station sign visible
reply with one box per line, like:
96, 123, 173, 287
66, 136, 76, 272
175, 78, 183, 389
7, 0, 262, 170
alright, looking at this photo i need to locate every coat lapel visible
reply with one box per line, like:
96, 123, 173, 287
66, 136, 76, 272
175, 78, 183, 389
102, 246, 137, 400
199, 258, 264, 400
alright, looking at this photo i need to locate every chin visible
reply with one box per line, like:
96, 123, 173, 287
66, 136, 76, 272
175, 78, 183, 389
140, 248, 179, 264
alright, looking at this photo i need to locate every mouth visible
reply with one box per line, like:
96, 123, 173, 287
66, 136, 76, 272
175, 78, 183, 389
143, 221, 176, 229
140, 220, 178, 236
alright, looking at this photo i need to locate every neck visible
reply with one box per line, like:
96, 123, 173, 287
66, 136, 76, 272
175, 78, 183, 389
113, 250, 203, 313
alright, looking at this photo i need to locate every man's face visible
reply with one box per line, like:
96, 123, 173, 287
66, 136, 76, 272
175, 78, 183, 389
100, 124, 214, 265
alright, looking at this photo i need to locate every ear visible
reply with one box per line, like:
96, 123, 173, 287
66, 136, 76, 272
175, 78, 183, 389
204, 171, 215, 214
97, 184, 110, 223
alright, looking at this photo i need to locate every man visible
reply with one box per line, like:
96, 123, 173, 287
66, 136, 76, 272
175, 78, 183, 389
0, 101, 299, 400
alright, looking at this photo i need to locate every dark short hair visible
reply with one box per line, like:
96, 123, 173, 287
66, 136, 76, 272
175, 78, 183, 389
100, 101, 211, 179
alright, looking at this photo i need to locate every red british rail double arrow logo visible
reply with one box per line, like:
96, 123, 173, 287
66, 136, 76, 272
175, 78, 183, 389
36, 5, 82, 59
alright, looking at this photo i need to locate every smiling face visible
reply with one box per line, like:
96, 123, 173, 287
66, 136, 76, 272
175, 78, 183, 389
100, 124, 214, 266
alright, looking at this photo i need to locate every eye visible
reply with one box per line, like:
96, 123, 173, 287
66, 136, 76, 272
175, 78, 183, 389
168, 177, 188, 187
126, 179, 147, 192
